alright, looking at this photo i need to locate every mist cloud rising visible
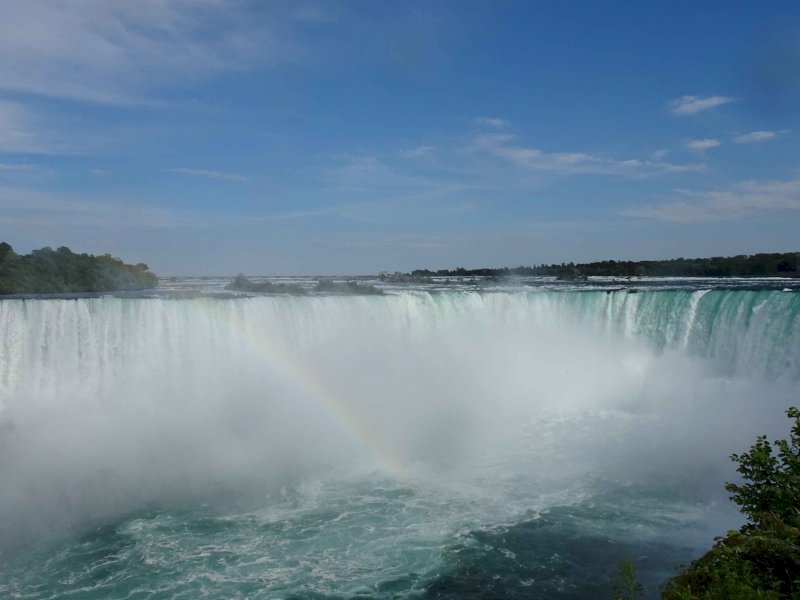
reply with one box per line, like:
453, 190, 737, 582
0, 292, 797, 550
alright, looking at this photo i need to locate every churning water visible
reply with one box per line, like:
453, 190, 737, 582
0, 280, 799, 598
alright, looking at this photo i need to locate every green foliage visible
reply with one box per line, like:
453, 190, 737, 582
408, 251, 800, 279
226, 275, 384, 295
613, 560, 645, 600
555, 264, 588, 281
226, 274, 306, 294
726, 407, 800, 527
314, 279, 383, 295
661, 407, 800, 599
378, 271, 433, 283
0, 243, 157, 294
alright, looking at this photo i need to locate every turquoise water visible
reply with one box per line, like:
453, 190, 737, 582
0, 483, 719, 599
0, 286, 798, 598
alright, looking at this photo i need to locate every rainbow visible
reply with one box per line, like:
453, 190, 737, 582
181, 295, 408, 481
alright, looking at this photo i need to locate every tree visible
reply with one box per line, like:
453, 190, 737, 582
726, 407, 800, 528
661, 407, 800, 599
0, 243, 157, 293
613, 560, 644, 600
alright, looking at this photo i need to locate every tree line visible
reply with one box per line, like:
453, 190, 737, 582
0, 243, 158, 294
227, 274, 383, 295
407, 252, 799, 280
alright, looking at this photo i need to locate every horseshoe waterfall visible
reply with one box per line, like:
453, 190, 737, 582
1, 286, 798, 599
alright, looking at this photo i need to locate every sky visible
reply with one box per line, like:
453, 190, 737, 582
0, 0, 799, 275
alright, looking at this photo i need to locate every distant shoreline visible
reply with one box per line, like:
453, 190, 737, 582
387, 251, 800, 281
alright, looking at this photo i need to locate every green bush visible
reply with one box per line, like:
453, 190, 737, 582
613, 560, 645, 600
314, 279, 383, 295
226, 274, 306, 294
726, 407, 800, 527
661, 407, 800, 599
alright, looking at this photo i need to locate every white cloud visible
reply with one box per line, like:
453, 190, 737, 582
686, 138, 721, 151
401, 145, 436, 158
670, 95, 733, 116
473, 117, 509, 128
338, 235, 455, 250
733, 130, 788, 144
0, 1, 296, 105
472, 133, 702, 177
90, 169, 109, 176
0, 99, 100, 154
263, 184, 469, 224
621, 177, 800, 223
0, 185, 199, 230
166, 168, 248, 182
651, 148, 670, 161
0, 101, 43, 153
265, 205, 354, 221
0, 163, 35, 171
326, 153, 447, 193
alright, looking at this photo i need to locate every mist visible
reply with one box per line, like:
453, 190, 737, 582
0, 291, 797, 556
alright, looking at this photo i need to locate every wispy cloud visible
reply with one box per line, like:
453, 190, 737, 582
90, 168, 109, 176
621, 177, 800, 223
733, 130, 788, 144
0, 100, 46, 153
0, 1, 298, 105
651, 148, 670, 161
274, 152, 476, 223
166, 168, 248, 182
325, 153, 449, 193
401, 145, 437, 159
472, 133, 701, 177
670, 95, 733, 116
0, 162, 35, 171
473, 117, 509, 128
338, 234, 456, 250
0, 185, 200, 230
261, 187, 470, 224
264, 204, 358, 221
0, 99, 101, 154
686, 138, 721, 151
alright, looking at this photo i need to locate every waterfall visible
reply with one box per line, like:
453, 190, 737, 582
1, 290, 797, 407
0, 290, 798, 548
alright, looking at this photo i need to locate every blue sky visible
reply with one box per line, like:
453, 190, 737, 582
0, 1, 799, 275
